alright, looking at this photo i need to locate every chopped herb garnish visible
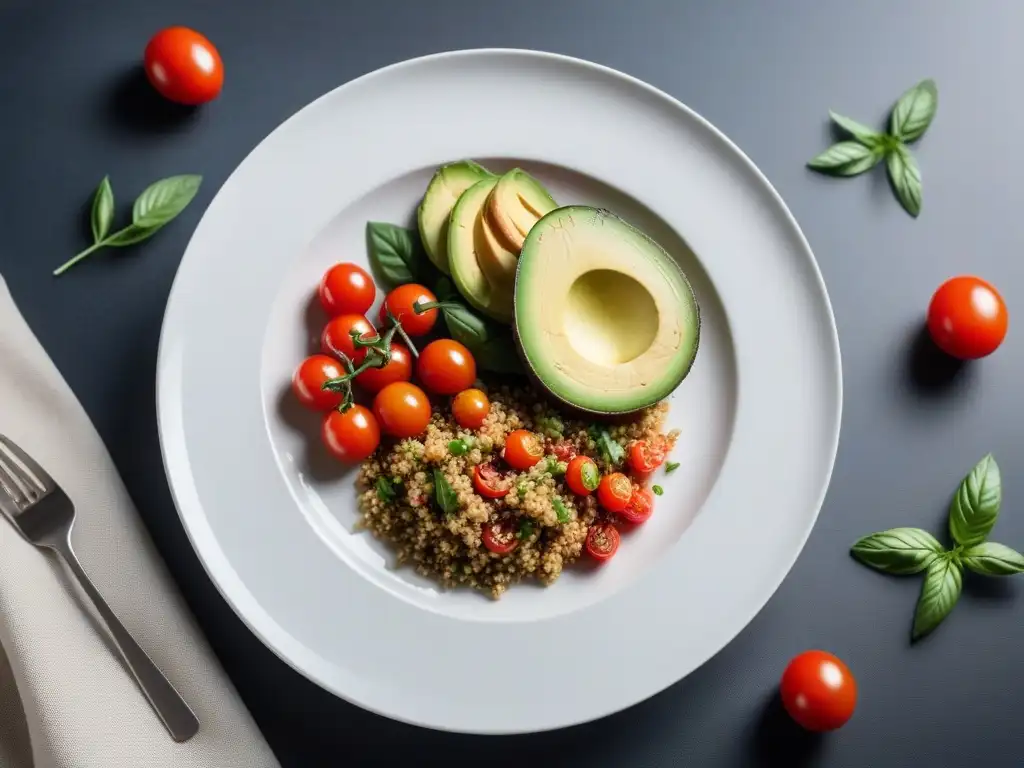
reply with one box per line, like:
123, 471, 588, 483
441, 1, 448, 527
432, 469, 459, 516
652, 485, 664, 496
544, 456, 568, 477
448, 439, 469, 456
535, 414, 565, 438
376, 476, 397, 502
517, 519, 535, 540
517, 483, 528, 499
665, 461, 680, 474
589, 426, 625, 465
553, 497, 571, 523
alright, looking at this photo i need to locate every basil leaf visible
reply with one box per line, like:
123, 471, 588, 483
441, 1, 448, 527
367, 222, 426, 286
961, 541, 1024, 576
652, 485, 664, 496
432, 469, 459, 516
103, 223, 165, 247
448, 439, 468, 457
517, 519, 535, 540
442, 301, 489, 346
132, 174, 202, 228
912, 555, 962, 640
890, 79, 938, 143
886, 146, 922, 217
851, 527, 945, 575
829, 111, 884, 146
375, 477, 397, 502
91, 176, 115, 242
589, 427, 625, 465
580, 461, 600, 491
808, 141, 883, 176
553, 497, 571, 524
441, 301, 524, 374
949, 454, 1001, 547
665, 461, 680, 474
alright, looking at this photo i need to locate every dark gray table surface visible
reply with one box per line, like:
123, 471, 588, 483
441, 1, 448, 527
3, 1, 1023, 765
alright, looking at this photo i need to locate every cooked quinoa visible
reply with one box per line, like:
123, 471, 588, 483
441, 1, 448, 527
356, 382, 676, 598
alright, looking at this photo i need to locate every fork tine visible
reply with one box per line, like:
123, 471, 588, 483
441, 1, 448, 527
0, 454, 29, 508
0, 435, 55, 493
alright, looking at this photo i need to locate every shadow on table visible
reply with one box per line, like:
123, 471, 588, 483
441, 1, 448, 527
746, 692, 823, 767
103, 66, 199, 135
904, 323, 971, 396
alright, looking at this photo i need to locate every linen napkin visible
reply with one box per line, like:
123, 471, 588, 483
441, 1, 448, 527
0, 274, 280, 768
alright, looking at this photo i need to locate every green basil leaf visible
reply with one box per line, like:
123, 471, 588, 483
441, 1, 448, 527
912, 555, 962, 640
441, 302, 524, 374
132, 174, 202, 228
375, 476, 397, 502
851, 527, 945, 575
91, 176, 115, 243
808, 141, 883, 176
890, 79, 938, 143
553, 497, 571, 524
665, 461, 680, 474
589, 427, 625, 466
652, 485, 664, 496
886, 146, 922, 217
442, 301, 489, 346
448, 439, 469, 457
949, 454, 1001, 547
103, 223, 165, 247
432, 469, 459, 516
517, 519, 535, 540
961, 541, 1024, 576
366, 222, 428, 286
829, 111, 884, 146
580, 461, 600, 491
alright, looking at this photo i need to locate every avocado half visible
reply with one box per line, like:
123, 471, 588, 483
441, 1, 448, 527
417, 161, 494, 275
514, 206, 700, 415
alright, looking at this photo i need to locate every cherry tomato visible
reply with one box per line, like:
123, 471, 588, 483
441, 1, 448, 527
417, 339, 477, 395
549, 440, 577, 463
620, 487, 654, 524
319, 263, 375, 317
292, 355, 345, 411
629, 438, 668, 474
144, 27, 224, 105
585, 523, 620, 562
379, 284, 438, 336
321, 314, 375, 362
372, 382, 431, 438
503, 430, 544, 470
321, 406, 380, 463
780, 650, 857, 732
356, 343, 413, 393
927, 275, 1008, 359
473, 463, 510, 499
482, 521, 519, 555
597, 473, 633, 513
452, 388, 490, 429
565, 456, 600, 496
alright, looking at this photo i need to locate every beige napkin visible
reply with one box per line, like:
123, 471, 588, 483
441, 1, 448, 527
0, 275, 280, 768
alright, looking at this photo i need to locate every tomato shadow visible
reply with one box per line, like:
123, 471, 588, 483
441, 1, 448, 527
103, 65, 200, 135
748, 690, 825, 767
905, 322, 972, 396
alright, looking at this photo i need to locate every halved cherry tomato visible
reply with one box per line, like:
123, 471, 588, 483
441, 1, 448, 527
356, 343, 412, 393
292, 355, 345, 411
549, 440, 577, 463
473, 463, 510, 499
482, 521, 518, 554
379, 284, 438, 336
585, 523, 620, 562
321, 314, 375, 362
321, 405, 380, 463
927, 275, 1008, 359
780, 650, 857, 732
372, 381, 431, 438
565, 456, 600, 496
319, 263, 376, 317
597, 473, 633, 513
620, 487, 654, 524
503, 430, 544, 470
629, 438, 668, 474
144, 27, 224, 105
417, 339, 477, 395
452, 388, 490, 429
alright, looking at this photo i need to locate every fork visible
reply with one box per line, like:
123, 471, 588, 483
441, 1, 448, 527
0, 435, 199, 742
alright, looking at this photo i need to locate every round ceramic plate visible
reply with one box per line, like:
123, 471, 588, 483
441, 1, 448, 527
157, 49, 841, 733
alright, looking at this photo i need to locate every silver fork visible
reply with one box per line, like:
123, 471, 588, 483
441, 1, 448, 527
0, 435, 199, 742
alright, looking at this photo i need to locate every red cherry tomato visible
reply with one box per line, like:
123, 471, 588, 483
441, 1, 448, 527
629, 438, 668, 474
292, 355, 345, 411
482, 521, 519, 554
780, 650, 857, 732
597, 473, 633, 513
620, 487, 654, 524
452, 388, 490, 429
585, 523, 620, 562
417, 339, 477, 395
565, 456, 600, 496
473, 463, 510, 499
927, 275, 1008, 359
321, 314, 375, 363
144, 27, 224, 105
356, 343, 413, 393
372, 382, 431, 438
321, 406, 380, 463
319, 263, 376, 317
549, 439, 577, 463
379, 284, 438, 336
503, 430, 544, 470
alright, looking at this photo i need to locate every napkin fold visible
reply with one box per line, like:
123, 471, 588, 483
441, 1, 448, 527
0, 275, 279, 768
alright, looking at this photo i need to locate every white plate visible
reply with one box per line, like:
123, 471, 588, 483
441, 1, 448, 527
157, 49, 841, 733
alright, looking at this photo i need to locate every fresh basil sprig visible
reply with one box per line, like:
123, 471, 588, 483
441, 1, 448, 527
54, 175, 202, 276
432, 469, 459, 517
852, 454, 1024, 640
808, 79, 936, 217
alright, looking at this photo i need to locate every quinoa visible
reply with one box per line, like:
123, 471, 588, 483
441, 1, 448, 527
356, 382, 675, 598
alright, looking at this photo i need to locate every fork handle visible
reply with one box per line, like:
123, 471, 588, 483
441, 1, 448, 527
54, 539, 200, 742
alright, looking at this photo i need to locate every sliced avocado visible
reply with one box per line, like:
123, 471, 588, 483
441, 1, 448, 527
485, 169, 557, 251
418, 161, 494, 274
515, 206, 700, 414
477, 206, 519, 290
447, 179, 514, 323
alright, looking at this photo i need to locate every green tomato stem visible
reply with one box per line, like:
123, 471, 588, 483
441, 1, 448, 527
52, 239, 108, 276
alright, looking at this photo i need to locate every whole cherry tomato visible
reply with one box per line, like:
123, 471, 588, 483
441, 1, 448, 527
503, 430, 544, 470
482, 521, 518, 554
780, 650, 857, 732
319, 263, 376, 317
356, 343, 413, 393
452, 388, 490, 429
473, 463, 510, 499
417, 339, 477, 395
292, 355, 345, 411
321, 314, 375, 362
321, 406, 380, 463
144, 27, 224, 105
372, 382, 431, 438
379, 284, 438, 336
585, 523, 620, 562
597, 473, 633, 513
927, 275, 1008, 359
565, 456, 600, 496
620, 487, 654, 524
629, 438, 668, 474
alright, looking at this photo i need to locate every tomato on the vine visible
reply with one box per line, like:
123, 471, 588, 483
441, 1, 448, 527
565, 456, 600, 496
144, 27, 224, 105
503, 430, 544, 470
927, 275, 1008, 359
620, 487, 654, 524
780, 650, 857, 732
629, 438, 668, 474
452, 388, 490, 429
292, 355, 345, 411
585, 523, 620, 562
319, 263, 376, 317
482, 521, 518, 554
321, 406, 380, 463
597, 473, 632, 513
321, 314, 375, 362
417, 339, 477, 395
372, 382, 431, 438
356, 343, 413, 393
379, 284, 438, 336
473, 463, 510, 499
